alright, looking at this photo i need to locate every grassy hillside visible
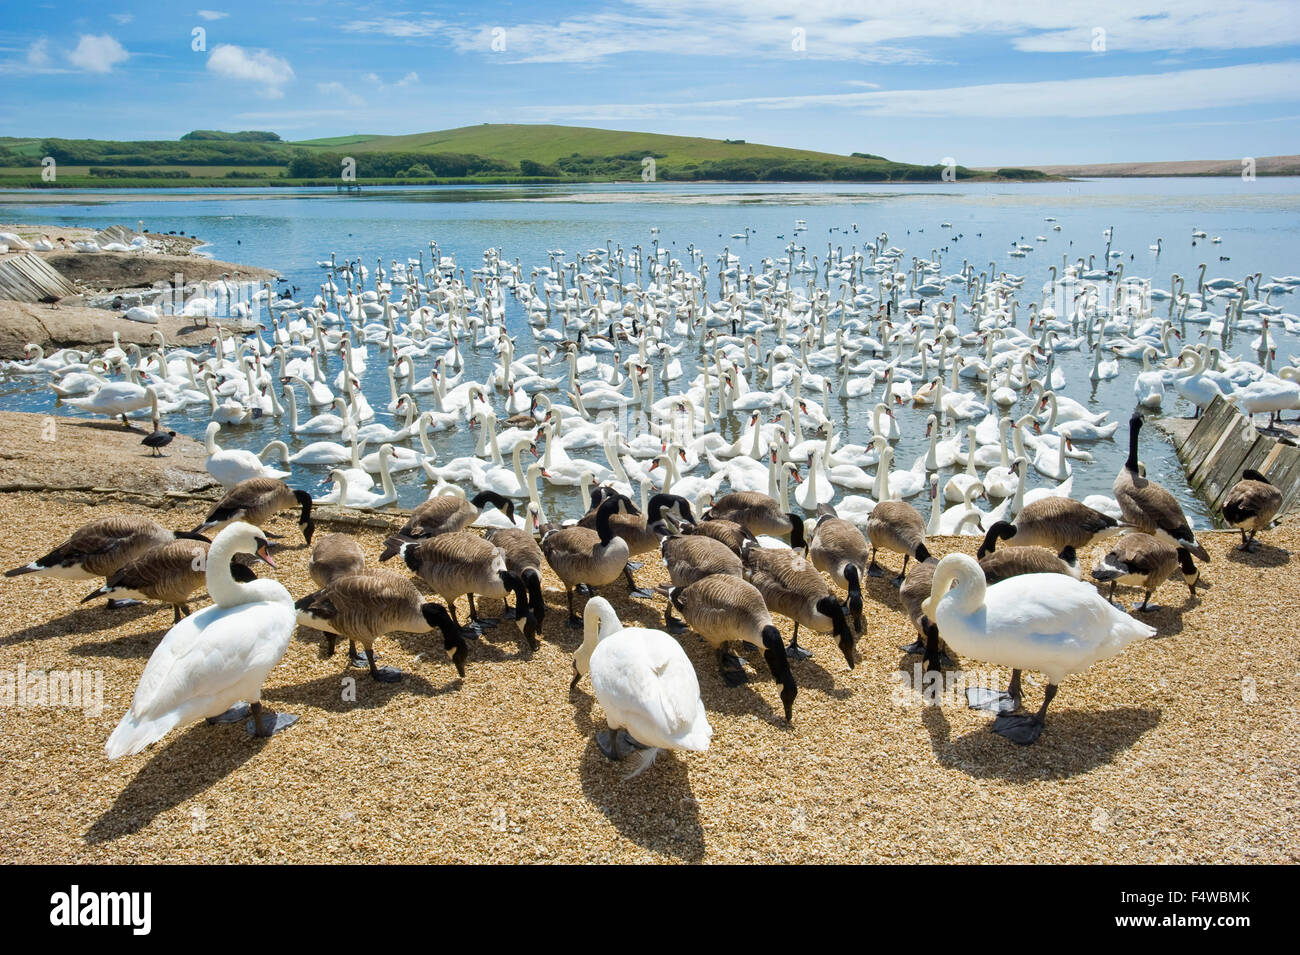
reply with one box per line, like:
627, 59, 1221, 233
292, 123, 875, 166
0, 125, 1049, 187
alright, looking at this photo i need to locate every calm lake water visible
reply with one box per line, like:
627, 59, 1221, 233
4, 177, 1299, 526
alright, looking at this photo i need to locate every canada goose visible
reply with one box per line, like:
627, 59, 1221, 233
667, 574, 798, 722
1221, 469, 1283, 550
570, 596, 712, 778
979, 545, 1081, 585
399, 489, 515, 539
923, 553, 1155, 744
578, 490, 692, 597
307, 533, 366, 587
5, 515, 208, 608
1090, 533, 1199, 610
541, 497, 634, 626
1114, 414, 1210, 560
80, 536, 259, 623
381, 532, 534, 645
741, 540, 856, 667
105, 522, 296, 757
195, 477, 315, 545
658, 518, 745, 630
977, 497, 1120, 558
295, 569, 470, 681
865, 499, 931, 585
808, 505, 870, 634
483, 518, 547, 641
681, 517, 755, 555
898, 557, 948, 672
705, 490, 806, 550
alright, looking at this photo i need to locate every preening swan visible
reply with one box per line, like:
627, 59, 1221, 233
570, 596, 712, 778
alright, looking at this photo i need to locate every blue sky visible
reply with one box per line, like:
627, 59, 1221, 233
2, 1, 1299, 165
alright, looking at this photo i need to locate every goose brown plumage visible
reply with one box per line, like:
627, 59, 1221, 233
398, 489, 515, 539
705, 490, 806, 549
5, 515, 210, 609
307, 533, 366, 587
865, 500, 931, 584
978, 498, 1119, 558
295, 569, 470, 681
667, 573, 798, 722
380, 531, 534, 646
740, 539, 856, 668
540, 497, 632, 626
578, 489, 692, 597
1090, 532, 1199, 610
1221, 469, 1283, 550
1114, 413, 1210, 560
808, 506, 871, 634
195, 477, 315, 544
484, 519, 547, 639
79, 536, 258, 623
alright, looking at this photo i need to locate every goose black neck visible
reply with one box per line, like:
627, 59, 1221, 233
595, 498, 620, 546
787, 512, 806, 550
977, 521, 1014, 559
472, 490, 514, 519
1126, 415, 1142, 473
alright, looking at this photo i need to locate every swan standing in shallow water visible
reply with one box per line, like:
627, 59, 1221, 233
923, 553, 1155, 744
105, 522, 297, 758
570, 596, 712, 778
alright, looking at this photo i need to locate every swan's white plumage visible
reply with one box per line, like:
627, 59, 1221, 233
925, 553, 1154, 686
579, 597, 711, 774
105, 523, 295, 759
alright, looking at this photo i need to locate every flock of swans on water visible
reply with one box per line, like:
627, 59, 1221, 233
1, 221, 1294, 773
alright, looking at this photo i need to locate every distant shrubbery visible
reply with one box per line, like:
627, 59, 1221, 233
89, 167, 190, 178
224, 169, 274, 178
519, 159, 561, 177
994, 167, 1050, 180
43, 138, 284, 166
285, 150, 513, 178
181, 130, 281, 142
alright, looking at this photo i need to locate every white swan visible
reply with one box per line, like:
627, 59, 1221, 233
923, 553, 1155, 744
105, 522, 297, 757
203, 421, 291, 487
320, 446, 399, 509
571, 596, 712, 778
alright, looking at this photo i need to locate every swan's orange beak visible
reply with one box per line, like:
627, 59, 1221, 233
255, 540, 276, 568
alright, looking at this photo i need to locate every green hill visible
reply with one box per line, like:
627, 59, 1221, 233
0, 124, 1050, 187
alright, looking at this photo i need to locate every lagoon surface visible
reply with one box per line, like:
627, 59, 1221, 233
3, 177, 1299, 525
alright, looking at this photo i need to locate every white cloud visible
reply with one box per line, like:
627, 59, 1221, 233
67, 34, 129, 73
317, 80, 365, 107
26, 37, 50, 68
396, 71, 418, 87
110, 13, 134, 25
207, 44, 294, 97
344, 1, 1300, 65
343, 17, 444, 39
520, 61, 1300, 123
197, 9, 228, 21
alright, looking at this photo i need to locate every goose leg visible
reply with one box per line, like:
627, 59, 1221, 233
367, 647, 403, 683
866, 546, 884, 577
967, 668, 1022, 714
348, 640, 371, 669
892, 554, 910, 587
786, 622, 813, 661
993, 683, 1056, 745
467, 593, 497, 629
624, 564, 655, 599
246, 700, 298, 738
566, 588, 582, 628
718, 646, 749, 686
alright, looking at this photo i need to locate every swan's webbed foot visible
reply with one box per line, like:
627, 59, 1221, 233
992, 713, 1045, 745
246, 702, 298, 738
